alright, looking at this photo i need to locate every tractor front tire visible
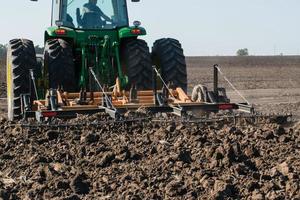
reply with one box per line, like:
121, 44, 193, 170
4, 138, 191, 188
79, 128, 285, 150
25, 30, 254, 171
44, 39, 76, 92
152, 38, 188, 92
6, 39, 37, 120
121, 39, 153, 90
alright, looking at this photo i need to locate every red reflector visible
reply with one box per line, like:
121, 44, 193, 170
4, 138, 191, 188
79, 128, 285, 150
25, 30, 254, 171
42, 111, 57, 117
131, 29, 141, 35
219, 104, 233, 110
55, 29, 66, 35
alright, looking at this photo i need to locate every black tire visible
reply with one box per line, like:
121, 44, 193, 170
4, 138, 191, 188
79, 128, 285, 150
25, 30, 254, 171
152, 38, 187, 92
121, 39, 153, 90
6, 39, 37, 120
44, 39, 76, 92
35, 56, 43, 79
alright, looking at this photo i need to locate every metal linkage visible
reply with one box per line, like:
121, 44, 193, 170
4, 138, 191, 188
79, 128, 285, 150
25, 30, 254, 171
152, 66, 190, 117
214, 65, 250, 105
89, 68, 122, 119
29, 69, 38, 100
152, 66, 182, 109
213, 64, 219, 102
48, 89, 58, 111
89, 68, 116, 110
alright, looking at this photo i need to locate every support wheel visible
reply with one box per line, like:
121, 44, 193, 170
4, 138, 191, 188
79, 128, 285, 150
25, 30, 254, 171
191, 84, 209, 102
6, 39, 37, 120
44, 39, 76, 92
152, 38, 188, 92
121, 39, 153, 90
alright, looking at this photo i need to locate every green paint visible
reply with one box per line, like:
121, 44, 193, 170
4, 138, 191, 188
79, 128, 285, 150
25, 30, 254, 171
41, 0, 148, 92
118, 26, 146, 39
44, 26, 146, 91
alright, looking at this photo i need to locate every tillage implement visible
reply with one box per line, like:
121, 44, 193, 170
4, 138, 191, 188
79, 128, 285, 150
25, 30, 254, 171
7, 0, 255, 122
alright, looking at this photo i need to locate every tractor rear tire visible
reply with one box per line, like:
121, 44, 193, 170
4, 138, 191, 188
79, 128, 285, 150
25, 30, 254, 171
44, 39, 76, 92
152, 38, 187, 92
121, 39, 153, 90
6, 39, 37, 121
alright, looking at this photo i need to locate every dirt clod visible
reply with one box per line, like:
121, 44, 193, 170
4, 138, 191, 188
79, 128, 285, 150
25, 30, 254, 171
70, 172, 90, 195
177, 149, 192, 163
97, 152, 115, 167
46, 130, 60, 140
165, 180, 187, 197
277, 162, 290, 176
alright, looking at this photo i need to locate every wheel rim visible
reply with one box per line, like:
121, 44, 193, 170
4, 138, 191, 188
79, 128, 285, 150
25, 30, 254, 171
6, 51, 13, 120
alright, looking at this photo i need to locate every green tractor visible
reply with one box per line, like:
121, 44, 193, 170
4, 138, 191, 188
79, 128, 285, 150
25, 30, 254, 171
6, 0, 187, 121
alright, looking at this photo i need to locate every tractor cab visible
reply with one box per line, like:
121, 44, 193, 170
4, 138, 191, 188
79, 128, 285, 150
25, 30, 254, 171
52, 0, 129, 30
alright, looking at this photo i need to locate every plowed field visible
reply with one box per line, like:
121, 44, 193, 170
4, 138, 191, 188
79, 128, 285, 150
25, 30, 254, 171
0, 56, 300, 199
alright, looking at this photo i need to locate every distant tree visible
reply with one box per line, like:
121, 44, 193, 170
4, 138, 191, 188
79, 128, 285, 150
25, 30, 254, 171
236, 48, 249, 56
34, 45, 44, 54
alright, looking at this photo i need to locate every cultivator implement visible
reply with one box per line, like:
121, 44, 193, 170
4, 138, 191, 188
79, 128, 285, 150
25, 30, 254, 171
18, 65, 256, 122
16, 64, 294, 126
22, 89, 254, 122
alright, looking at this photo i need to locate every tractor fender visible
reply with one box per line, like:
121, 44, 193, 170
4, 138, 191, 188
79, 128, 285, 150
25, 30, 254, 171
118, 26, 146, 39
44, 26, 76, 42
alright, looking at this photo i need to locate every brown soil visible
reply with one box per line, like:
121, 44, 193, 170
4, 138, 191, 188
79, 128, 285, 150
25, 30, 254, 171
187, 57, 300, 91
0, 56, 300, 199
0, 116, 300, 199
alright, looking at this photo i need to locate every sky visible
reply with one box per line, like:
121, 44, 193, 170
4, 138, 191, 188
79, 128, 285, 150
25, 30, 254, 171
0, 0, 299, 56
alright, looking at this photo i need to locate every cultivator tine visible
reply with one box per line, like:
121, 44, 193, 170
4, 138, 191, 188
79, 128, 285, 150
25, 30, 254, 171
89, 68, 123, 120
129, 84, 138, 103
48, 89, 58, 111
78, 88, 88, 104
90, 68, 115, 109
13, 112, 292, 129
29, 69, 38, 100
